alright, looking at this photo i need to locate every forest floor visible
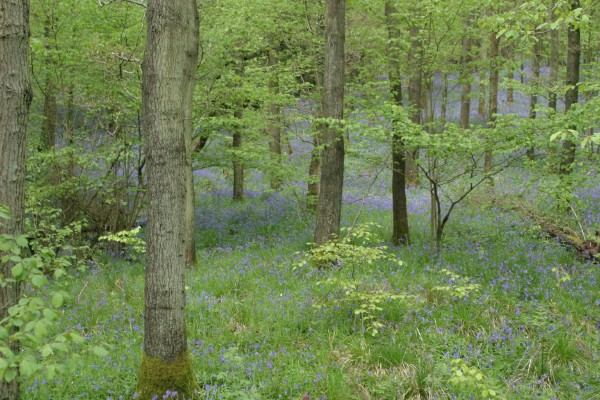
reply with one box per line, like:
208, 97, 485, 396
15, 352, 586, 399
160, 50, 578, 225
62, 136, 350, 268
23, 172, 599, 400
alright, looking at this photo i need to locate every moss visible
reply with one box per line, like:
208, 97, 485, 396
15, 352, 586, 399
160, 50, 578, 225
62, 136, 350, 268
137, 350, 199, 400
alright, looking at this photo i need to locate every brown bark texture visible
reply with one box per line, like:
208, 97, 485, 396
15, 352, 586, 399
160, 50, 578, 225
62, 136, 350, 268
138, 0, 199, 397
484, 31, 500, 177
314, 0, 345, 245
559, 0, 580, 175
385, 2, 410, 245
459, 24, 472, 128
0, 0, 32, 398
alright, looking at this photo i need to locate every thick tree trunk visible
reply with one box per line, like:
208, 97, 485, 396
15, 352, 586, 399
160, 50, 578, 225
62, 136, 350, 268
559, 0, 580, 176
268, 48, 282, 190
314, 0, 345, 245
385, 2, 410, 245
0, 1, 32, 398
307, 136, 321, 211
137, 1, 199, 398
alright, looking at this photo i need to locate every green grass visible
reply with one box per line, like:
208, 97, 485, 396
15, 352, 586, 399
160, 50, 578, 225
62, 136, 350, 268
21, 189, 599, 399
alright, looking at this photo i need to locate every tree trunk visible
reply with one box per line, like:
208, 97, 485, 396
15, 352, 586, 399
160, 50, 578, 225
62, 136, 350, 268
0, 1, 32, 398
406, 25, 422, 186
137, 1, 199, 398
233, 64, 244, 201
484, 31, 500, 182
42, 78, 56, 151
559, 0, 580, 176
477, 40, 486, 120
527, 37, 541, 160
548, 0, 559, 112
385, 2, 410, 245
268, 48, 282, 190
504, 43, 514, 104
314, 0, 345, 245
459, 20, 473, 128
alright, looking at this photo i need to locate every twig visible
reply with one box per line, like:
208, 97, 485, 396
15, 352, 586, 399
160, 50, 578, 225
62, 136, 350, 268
99, 0, 147, 8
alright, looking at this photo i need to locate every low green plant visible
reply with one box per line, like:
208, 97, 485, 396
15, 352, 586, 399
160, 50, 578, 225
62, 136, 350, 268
0, 206, 104, 383
448, 358, 504, 399
314, 277, 411, 336
433, 269, 480, 300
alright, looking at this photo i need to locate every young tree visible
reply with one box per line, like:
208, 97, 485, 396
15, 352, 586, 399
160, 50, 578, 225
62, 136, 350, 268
314, 0, 346, 245
0, 1, 32, 398
385, 1, 410, 245
137, 0, 199, 398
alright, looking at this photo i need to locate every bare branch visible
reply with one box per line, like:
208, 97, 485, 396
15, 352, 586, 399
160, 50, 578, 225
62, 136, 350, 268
99, 0, 147, 8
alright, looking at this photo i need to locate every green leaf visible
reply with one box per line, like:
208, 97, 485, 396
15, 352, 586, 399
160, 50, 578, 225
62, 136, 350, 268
41, 346, 53, 358
34, 321, 48, 339
4, 367, 16, 382
10, 264, 24, 279
92, 346, 109, 357
19, 358, 38, 377
31, 274, 47, 289
51, 293, 64, 309
0, 358, 8, 370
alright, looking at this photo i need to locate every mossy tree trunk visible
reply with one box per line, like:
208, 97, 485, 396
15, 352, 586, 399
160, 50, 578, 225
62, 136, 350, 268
484, 31, 500, 185
137, 0, 199, 398
0, 0, 32, 398
314, 0, 345, 245
385, 1, 410, 245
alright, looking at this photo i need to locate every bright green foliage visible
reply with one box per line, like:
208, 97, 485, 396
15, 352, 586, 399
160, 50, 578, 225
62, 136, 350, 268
449, 358, 505, 399
137, 351, 198, 400
433, 269, 481, 300
295, 223, 402, 273
0, 206, 100, 383
99, 226, 146, 258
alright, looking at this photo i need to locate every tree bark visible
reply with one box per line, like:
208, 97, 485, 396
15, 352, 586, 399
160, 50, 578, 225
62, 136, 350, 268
385, 2, 410, 245
559, 0, 580, 176
314, 0, 345, 245
268, 48, 282, 190
232, 64, 244, 201
406, 24, 422, 186
0, 1, 32, 398
484, 31, 500, 181
137, 0, 198, 398
548, 0, 559, 112
527, 37, 541, 160
460, 28, 472, 128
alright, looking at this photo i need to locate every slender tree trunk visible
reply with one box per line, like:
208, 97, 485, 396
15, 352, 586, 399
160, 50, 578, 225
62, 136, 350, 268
386, 2, 409, 245
42, 79, 56, 150
460, 19, 473, 128
406, 25, 422, 186
0, 1, 32, 398
548, 0, 559, 112
559, 0, 580, 176
268, 48, 282, 190
233, 64, 244, 201
137, 0, 199, 398
484, 31, 500, 182
477, 41, 487, 120
314, 0, 345, 245
440, 73, 448, 129
527, 37, 541, 160
505, 43, 514, 104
